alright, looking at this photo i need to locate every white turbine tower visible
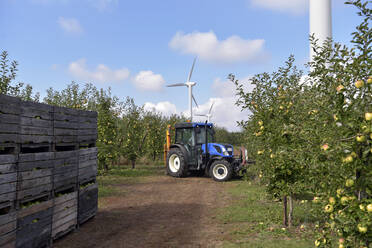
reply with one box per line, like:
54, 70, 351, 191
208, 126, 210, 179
310, 0, 332, 62
195, 101, 215, 123
167, 58, 199, 122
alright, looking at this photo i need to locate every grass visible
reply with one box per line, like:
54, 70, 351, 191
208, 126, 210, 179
219, 181, 317, 248
97, 164, 164, 198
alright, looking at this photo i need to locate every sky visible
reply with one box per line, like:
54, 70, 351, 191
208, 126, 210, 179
0, 0, 364, 131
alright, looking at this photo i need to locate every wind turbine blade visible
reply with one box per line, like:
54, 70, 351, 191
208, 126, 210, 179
208, 101, 215, 114
187, 57, 197, 82
195, 114, 206, 117
166, 83, 186, 87
192, 94, 199, 108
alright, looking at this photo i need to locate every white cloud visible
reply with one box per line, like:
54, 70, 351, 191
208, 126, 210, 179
249, 0, 308, 15
89, 0, 118, 11
143, 101, 178, 116
169, 31, 267, 63
212, 77, 254, 98
132, 71, 165, 92
58, 17, 83, 34
68, 58, 130, 83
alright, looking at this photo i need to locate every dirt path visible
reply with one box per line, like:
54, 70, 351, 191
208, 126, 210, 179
54, 175, 230, 248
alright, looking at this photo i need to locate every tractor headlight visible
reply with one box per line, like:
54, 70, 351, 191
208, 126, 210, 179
222, 147, 229, 156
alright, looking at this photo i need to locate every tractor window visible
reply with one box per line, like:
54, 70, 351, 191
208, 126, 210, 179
175, 128, 194, 146
196, 127, 215, 144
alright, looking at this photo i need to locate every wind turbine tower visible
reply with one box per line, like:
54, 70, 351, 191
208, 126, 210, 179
309, 0, 332, 62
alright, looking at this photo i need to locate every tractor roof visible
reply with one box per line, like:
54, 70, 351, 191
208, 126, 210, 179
175, 122, 213, 129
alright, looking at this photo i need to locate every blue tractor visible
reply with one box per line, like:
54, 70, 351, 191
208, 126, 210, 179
165, 122, 247, 182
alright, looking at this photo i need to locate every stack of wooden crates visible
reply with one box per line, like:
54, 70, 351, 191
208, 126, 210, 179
0, 94, 98, 248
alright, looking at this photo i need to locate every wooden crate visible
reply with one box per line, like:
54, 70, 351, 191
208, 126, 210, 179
16, 199, 53, 248
78, 148, 97, 185
54, 151, 78, 192
52, 191, 77, 240
77, 110, 97, 144
78, 183, 98, 225
0, 210, 16, 248
17, 152, 54, 203
0, 155, 17, 209
0, 94, 20, 145
19, 101, 53, 145
53, 106, 79, 145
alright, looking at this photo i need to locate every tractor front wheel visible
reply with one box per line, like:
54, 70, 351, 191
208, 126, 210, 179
166, 148, 188, 177
209, 160, 233, 182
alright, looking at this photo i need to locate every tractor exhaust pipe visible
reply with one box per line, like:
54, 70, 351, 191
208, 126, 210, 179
204, 121, 209, 167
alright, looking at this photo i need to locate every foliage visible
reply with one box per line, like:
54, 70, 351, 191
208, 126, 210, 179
231, 1, 371, 246
0, 50, 39, 101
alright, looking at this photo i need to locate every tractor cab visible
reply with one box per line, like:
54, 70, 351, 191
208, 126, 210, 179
165, 122, 245, 182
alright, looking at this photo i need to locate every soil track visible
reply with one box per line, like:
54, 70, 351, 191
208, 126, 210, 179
54, 175, 230, 248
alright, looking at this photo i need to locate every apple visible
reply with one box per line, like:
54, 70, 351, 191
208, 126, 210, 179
315, 240, 320, 247
300, 224, 305, 230
255, 132, 262, 137
356, 135, 366, 142
329, 197, 336, 205
339, 238, 345, 244
359, 204, 365, 211
370, 133, 372, 140
345, 179, 354, 187
357, 224, 367, 233
355, 80, 364, 88
341, 196, 349, 205
258, 120, 263, 126
336, 85, 345, 92
313, 196, 321, 203
333, 114, 338, 121
337, 188, 344, 196
343, 155, 353, 163
367, 204, 372, 212
367, 76, 372, 84
365, 112, 372, 121
321, 144, 329, 151
350, 152, 357, 158
270, 154, 275, 159
279, 105, 284, 110
257, 150, 264, 155
324, 204, 334, 213
260, 126, 265, 130
339, 245, 345, 248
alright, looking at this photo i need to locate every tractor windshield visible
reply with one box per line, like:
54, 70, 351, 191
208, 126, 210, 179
196, 127, 215, 144
175, 128, 194, 146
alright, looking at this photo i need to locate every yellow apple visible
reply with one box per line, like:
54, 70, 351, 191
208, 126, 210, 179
343, 155, 353, 163
367, 204, 372, 212
258, 120, 263, 126
357, 224, 367, 233
367, 76, 372, 84
329, 197, 336, 205
341, 196, 349, 205
356, 135, 366, 142
336, 85, 345, 92
359, 204, 365, 211
345, 179, 354, 187
260, 126, 265, 130
324, 204, 334, 213
365, 112, 372, 121
313, 196, 321, 203
315, 240, 320, 247
355, 80, 364, 88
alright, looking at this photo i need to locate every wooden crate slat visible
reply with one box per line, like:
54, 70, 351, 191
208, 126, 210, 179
0, 212, 16, 227
54, 128, 77, 136
19, 169, 52, 181
0, 134, 19, 144
0, 183, 16, 195
0, 164, 16, 174
53, 120, 78, 129
0, 94, 20, 105
18, 152, 54, 163
0, 220, 16, 237
17, 184, 52, 201
17, 200, 53, 219
54, 136, 77, 143
77, 129, 97, 135
19, 116, 51, 128
0, 173, 17, 184
77, 110, 97, 118
52, 218, 76, 238
0, 230, 16, 247
0, 193, 16, 205
54, 192, 77, 206
0, 104, 20, 115
0, 155, 17, 165
19, 135, 53, 144
20, 126, 53, 136
0, 124, 19, 134
18, 176, 52, 190
53, 206, 77, 225
0, 114, 19, 125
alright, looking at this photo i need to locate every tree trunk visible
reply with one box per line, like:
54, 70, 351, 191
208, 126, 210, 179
104, 163, 109, 172
131, 160, 135, 169
283, 195, 288, 227
153, 151, 156, 161
288, 195, 294, 227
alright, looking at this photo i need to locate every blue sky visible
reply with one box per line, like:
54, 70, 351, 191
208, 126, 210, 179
0, 0, 364, 131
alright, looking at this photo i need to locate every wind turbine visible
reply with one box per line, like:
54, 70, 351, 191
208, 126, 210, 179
167, 58, 199, 122
195, 101, 214, 123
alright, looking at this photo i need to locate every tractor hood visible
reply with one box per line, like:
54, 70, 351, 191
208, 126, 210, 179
202, 143, 234, 157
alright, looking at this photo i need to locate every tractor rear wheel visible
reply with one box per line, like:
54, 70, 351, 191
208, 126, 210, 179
209, 160, 233, 182
166, 148, 188, 177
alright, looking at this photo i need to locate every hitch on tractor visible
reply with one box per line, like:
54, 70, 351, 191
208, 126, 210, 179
164, 122, 247, 182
